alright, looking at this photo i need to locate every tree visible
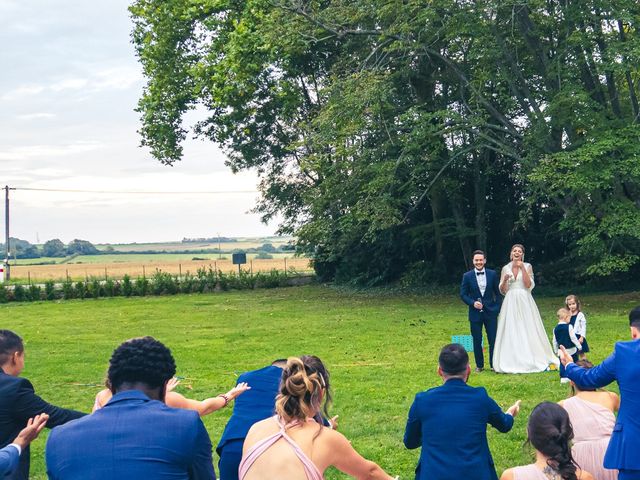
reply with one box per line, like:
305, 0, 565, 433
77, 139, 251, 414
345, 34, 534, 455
42, 239, 66, 257
66, 239, 99, 255
0, 238, 40, 259
130, 0, 640, 284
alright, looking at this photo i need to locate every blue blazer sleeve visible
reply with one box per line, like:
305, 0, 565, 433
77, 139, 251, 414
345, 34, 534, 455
0, 445, 20, 477
188, 418, 216, 480
566, 348, 617, 389
460, 273, 475, 307
484, 390, 514, 433
403, 396, 422, 449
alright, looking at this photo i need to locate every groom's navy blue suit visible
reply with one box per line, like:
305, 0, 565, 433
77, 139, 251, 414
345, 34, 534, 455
460, 268, 502, 369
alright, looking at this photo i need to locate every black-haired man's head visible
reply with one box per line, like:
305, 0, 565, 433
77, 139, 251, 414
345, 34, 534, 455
0, 330, 25, 376
630, 306, 640, 339
438, 343, 470, 381
107, 337, 176, 400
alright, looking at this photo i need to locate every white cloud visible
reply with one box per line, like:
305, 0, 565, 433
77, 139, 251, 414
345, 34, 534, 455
16, 112, 56, 120
0, 141, 103, 161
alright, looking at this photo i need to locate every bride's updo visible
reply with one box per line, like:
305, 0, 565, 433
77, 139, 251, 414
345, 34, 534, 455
510, 244, 525, 261
275, 355, 332, 423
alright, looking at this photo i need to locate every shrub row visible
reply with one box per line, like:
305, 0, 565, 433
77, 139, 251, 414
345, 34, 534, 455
0, 268, 303, 303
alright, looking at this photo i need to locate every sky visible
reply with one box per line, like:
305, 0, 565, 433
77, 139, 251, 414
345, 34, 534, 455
0, 0, 275, 245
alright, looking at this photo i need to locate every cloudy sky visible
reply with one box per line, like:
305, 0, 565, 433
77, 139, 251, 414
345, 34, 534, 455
0, 0, 274, 244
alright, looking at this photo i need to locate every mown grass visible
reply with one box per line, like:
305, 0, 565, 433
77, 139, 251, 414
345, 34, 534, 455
1, 286, 637, 479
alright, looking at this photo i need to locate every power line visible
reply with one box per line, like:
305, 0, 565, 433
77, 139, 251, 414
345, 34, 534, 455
13, 187, 258, 195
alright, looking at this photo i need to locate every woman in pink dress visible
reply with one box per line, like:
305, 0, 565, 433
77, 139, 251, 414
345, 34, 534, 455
559, 360, 620, 480
239, 355, 395, 480
501, 402, 594, 480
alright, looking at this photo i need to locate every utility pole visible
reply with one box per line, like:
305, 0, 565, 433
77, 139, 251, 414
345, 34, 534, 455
4, 186, 11, 281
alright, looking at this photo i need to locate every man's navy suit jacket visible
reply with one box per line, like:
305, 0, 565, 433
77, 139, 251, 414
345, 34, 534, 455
46, 390, 216, 480
216, 365, 282, 455
566, 339, 640, 470
460, 269, 502, 322
0, 369, 85, 480
404, 378, 514, 480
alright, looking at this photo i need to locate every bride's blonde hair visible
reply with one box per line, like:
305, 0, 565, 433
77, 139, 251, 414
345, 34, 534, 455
509, 244, 525, 261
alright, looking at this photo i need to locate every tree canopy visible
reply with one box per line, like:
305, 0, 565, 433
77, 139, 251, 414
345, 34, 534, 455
130, 0, 640, 285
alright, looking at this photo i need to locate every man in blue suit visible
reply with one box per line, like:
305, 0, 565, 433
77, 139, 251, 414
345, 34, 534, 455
216, 359, 286, 480
404, 344, 521, 480
560, 306, 640, 480
460, 250, 502, 371
46, 337, 216, 480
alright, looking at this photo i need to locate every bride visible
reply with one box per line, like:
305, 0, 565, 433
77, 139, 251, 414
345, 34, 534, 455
493, 244, 559, 373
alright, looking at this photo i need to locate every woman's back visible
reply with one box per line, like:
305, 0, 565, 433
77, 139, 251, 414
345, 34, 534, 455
241, 416, 328, 480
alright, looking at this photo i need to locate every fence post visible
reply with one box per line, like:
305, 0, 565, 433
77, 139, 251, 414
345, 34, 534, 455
142, 265, 146, 278
104, 267, 108, 281
250, 260, 253, 276
284, 257, 287, 276
215, 261, 217, 272
179, 263, 182, 278
66, 269, 69, 282
28, 271, 31, 285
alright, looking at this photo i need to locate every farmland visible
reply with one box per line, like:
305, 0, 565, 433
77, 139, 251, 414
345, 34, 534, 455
2, 286, 637, 479
8, 237, 310, 282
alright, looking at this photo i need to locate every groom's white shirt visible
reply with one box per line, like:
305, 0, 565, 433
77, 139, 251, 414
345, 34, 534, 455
475, 269, 487, 296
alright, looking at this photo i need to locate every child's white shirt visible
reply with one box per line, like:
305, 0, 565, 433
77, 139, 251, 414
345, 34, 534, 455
573, 311, 587, 337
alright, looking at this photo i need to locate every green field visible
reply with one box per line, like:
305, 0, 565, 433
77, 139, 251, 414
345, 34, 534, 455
95, 236, 294, 252
2, 286, 636, 479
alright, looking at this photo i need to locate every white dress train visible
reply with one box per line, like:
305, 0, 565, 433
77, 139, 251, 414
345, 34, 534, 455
493, 262, 559, 373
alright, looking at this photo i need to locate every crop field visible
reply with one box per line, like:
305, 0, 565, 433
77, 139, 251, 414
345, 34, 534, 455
1, 286, 637, 479
10, 256, 311, 282
95, 237, 293, 252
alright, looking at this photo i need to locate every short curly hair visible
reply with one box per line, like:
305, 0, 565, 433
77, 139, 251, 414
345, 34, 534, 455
107, 336, 176, 391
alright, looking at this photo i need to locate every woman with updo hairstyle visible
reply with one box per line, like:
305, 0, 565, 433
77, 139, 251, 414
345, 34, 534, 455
501, 402, 594, 480
239, 355, 395, 480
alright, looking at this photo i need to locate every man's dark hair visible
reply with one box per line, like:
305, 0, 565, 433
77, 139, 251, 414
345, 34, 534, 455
630, 306, 640, 328
438, 343, 469, 376
472, 250, 486, 259
0, 330, 24, 365
107, 336, 176, 391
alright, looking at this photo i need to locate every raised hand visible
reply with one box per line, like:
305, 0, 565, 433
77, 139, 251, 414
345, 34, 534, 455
227, 381, 251, 399
165, 377, 180, 393
13, 413, 49, 449
506, 400, 521, 417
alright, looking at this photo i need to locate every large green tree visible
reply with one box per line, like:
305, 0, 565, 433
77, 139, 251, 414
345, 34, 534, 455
130, 0, 640, 284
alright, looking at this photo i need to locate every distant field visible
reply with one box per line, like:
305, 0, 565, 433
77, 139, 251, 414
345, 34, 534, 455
11, 256, 311, 282
96, 237, 293, 252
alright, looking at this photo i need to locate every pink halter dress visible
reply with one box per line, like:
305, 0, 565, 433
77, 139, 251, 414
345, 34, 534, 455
238, 416, 323, 480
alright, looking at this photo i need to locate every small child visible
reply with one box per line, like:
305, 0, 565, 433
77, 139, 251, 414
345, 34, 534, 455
565, 294, 588, 359
553, 307, 582, 383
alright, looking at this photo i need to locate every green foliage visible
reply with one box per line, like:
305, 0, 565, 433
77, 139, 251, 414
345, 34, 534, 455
122, 275, 133, 297
135, 276, 149, 296
130, 0, 640, 284
44, 281, 56, 301
66, 239, 99, 255
62, 280, 75, 300
27, 284, 41, 302
74, 281, 87, 300
42, 239, 66, 257
13, 284, 26, 302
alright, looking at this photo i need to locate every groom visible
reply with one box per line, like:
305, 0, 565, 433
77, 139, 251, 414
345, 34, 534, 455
460, 250, 502, 371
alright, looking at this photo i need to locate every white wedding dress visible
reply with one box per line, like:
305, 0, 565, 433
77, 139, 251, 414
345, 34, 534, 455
493, 262, 559, 373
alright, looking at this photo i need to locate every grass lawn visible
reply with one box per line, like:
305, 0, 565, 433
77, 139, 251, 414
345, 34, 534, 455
2, 286, 637, 479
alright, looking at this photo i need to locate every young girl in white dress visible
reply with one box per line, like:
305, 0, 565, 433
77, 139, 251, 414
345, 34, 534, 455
565, 295, 589, 360
492, 244, 559, 373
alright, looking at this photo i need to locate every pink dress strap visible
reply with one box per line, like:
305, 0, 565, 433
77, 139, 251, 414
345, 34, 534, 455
238, 416, 323, 480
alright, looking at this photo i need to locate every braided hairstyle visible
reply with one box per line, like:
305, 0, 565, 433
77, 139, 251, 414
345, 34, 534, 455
275, 355, 332, 424
528, 402, 579, 480
107, 336, 176, 392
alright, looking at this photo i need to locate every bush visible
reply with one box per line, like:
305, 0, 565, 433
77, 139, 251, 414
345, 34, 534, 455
28, 284, 42, 301
88, 278, 102, 299
104, 278, 116, 297
75, 281, 87, 299
62, 280, 74, 300
151, 270, 178, 295
122, 275, 133, 297
44, 280, 56, 300
13, 284, 26, 302
135, 276, 149, 296
0, 286, 8, 303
